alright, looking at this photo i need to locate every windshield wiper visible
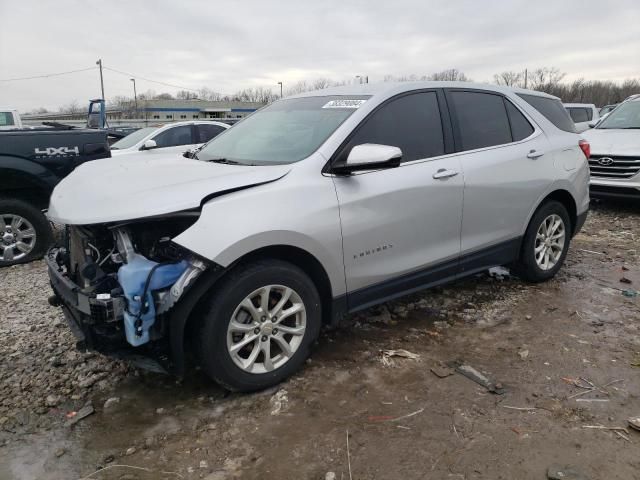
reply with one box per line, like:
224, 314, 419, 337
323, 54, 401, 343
622, 127, 640, 129
208, 158, 242, 165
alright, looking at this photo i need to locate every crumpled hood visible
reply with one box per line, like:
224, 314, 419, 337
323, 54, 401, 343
48, 154, 291, 224
581, 129, 640, 156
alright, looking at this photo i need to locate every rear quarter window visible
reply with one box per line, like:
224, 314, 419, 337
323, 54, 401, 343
505, 100, 535, 141
517, 94, 576, 133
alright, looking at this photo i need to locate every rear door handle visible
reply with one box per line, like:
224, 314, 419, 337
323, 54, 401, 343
433, 169, 459, 180
527, 150, 545, 159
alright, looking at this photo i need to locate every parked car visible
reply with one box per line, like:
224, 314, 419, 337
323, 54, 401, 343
564, 103, 600, 133
109, 121, 228, 156
0, 128, 110, 266
46, 82, 589, 391
0, 108, 23, 130
581, 95, 640, 198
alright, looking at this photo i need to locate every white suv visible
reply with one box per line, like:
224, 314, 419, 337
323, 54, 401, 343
564, 103, 600, 133
46, 82, 590, 391
582, 95, 640, 198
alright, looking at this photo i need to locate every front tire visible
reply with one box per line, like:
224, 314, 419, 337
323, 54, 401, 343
197, 260, 322, 392
0, 199, 53, 267
514, 200, 571, 282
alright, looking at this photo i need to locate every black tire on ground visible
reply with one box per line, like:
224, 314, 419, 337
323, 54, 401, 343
0, 198, 53, 267
514, 200, 571, 283
197, 259, 322, 392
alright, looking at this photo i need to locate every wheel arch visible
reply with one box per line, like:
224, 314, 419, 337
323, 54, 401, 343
0, 166, 54, 210
168, 244, 340, 377
226, 245, 335, 323
537, 189, 578, 235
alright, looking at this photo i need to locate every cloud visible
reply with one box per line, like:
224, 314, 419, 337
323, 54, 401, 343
1, 0, 638, 111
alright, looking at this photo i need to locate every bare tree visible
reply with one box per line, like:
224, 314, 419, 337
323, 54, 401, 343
427, 69, 470, 82
527, 67, 565, 90
311, 78, 334, 90
137, 89, 157, 101
284, 80, 310, 96
176, 90, 199, 100
198, 87, 223, 101
494, 71, 523, 87
384, 70, 470, 83
60, 100, 83, 114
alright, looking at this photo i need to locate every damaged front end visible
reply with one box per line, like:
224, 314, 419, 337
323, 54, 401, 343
46, 214, 208, 371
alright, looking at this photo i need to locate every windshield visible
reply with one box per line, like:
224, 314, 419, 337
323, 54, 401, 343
110, 127, 157, 149
597, 101, 640, 129
196, 95, 370, 165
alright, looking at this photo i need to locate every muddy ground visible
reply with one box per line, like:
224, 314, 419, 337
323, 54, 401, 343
1, 200, 639, 480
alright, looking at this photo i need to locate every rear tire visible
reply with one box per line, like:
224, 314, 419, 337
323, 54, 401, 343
514, 200, 571, 283
0, 199, 53, 267
197, 260, 322, 392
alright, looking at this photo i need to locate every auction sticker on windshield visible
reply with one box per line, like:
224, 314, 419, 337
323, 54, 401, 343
322, 99, 367, 109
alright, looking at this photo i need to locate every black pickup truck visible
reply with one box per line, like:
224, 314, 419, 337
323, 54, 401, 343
0, 128, 110, 266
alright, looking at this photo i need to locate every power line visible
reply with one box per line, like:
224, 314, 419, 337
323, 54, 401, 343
103, 66, 200, 92
0, 67, 96, 82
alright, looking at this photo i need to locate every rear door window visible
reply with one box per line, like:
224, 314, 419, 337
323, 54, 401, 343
339, 91, 445, 163
197, 124, 226, 143
449, 91, 512, 151
152, 125, 194, 147
517, 94, 576, 133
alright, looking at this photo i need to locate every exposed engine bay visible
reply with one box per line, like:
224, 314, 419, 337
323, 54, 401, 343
47, 213, 207, 360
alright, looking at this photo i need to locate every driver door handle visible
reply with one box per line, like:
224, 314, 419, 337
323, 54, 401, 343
527, 149, 545, 159
433, 168, 459, 180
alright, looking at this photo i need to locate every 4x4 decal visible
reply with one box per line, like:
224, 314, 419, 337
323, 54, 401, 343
34, 146, 80, 157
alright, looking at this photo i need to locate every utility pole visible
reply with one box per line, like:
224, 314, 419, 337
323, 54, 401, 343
96, 59, 105, 100
524, 68, 528, 89
130, 78, 138, 117
277, 81, 283, 98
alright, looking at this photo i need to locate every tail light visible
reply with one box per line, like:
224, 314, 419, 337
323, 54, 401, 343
579, 139, 590, 159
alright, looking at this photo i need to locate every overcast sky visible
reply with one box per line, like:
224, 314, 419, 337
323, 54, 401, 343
1, 0, 639, 111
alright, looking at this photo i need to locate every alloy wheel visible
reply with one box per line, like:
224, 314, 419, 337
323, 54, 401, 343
1, 214, 37, 262
226, 285, 307, 374
534, 214, 565, 271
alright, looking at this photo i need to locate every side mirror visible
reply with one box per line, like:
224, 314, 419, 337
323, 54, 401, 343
333, 144, 402, 174
183, 147, 197, 158
141, 139, 157, 150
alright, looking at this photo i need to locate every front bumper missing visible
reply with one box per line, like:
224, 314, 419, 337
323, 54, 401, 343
46, 247, 209, 374
46, 253, 125, 323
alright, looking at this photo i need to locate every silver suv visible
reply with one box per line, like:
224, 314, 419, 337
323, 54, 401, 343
46, 82, 589, 391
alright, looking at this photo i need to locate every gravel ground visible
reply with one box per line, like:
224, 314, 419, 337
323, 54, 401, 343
0, 261, 131, 432
0, 200, 639, 480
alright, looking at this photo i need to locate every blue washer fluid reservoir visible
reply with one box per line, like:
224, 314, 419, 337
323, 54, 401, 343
118, 253, 189, 347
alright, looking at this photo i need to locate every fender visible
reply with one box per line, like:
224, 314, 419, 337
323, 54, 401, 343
0, 156, 59, 192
